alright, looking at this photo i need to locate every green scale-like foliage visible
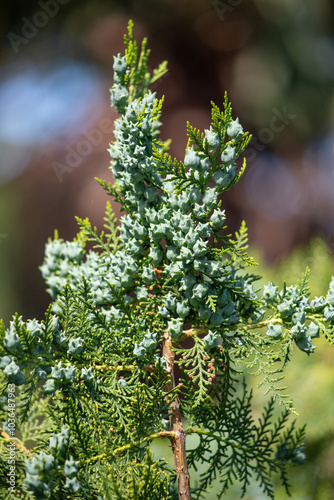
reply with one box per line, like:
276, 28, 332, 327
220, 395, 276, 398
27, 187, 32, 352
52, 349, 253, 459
1, 20, 334, 500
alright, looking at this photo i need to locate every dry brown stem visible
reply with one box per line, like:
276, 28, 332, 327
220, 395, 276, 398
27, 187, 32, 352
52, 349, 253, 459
163, 329, 191, 500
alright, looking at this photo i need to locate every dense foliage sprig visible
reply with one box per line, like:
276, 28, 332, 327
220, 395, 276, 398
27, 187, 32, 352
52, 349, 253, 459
1, 20, 334, 500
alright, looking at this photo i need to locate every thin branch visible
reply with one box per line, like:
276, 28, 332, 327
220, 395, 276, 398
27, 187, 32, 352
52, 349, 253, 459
1, 429, 32, 456
113, 430, 175, 456
186, 428, 247, 452
163, 329, 192, 500
85, 430, 175, 464
94, 363, 158, 373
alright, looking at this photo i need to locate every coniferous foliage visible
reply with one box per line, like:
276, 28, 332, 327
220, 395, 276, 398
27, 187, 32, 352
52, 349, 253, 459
1, 20, 334, 499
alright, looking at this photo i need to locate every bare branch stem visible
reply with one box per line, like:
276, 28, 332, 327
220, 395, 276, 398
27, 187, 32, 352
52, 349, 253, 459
163, 330, 192, 500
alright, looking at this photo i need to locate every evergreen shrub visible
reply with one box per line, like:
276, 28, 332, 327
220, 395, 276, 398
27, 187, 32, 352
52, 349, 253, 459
1, 21, 334, 500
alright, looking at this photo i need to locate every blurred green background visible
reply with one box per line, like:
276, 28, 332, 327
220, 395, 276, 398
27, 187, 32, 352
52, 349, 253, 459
0, 0, 334, 498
